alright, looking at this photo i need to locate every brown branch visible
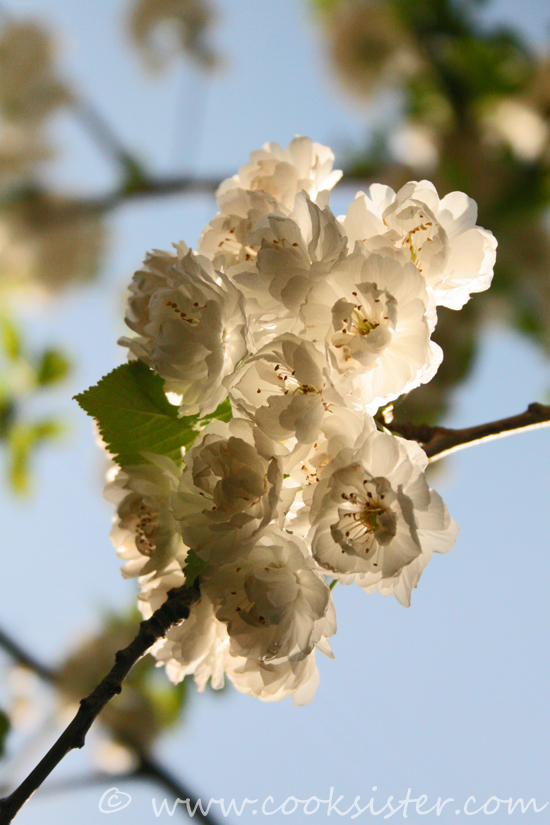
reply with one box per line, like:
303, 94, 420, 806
0, 580, 200, 824
390, 402, 550, 461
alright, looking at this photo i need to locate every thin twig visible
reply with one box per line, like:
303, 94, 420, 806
72, 97, 140, 172
137, 751, 225, 825
0, 628, 56, 684
0, 580, 200, 824
391, 402, 550, 461
31, 754, 223, 824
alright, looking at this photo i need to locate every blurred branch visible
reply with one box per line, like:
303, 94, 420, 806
59, 171, 370, 217
391, 402, 550, 461
137, 751, 224, 825
0, 581, 200, 824
33, 753, 223, 824
72, 97, 142, 174
0, 628, 56, 684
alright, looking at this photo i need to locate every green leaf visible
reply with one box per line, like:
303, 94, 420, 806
8, 419, 64, 493
1, 318, 22, 361
0, 709, 10, 757
201, 396, 232, 425
36, 349, 71, 387
182, 550, 207, 587
74, 361, 232, 468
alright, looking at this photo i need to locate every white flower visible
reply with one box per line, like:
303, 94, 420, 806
129, 0, 219, 71
120, 247, 249, 416
0, 195, 105, 299
171, 419, 284, 564
343, 181, 497, 310
139, 562, 229, 691
232, 192, 348, 343
198, 189, 282, 270
0, 22, 70, 123
218, 136, 342, 210
225, 649, 320, 706
301, 247, 442, 412
483, 99, 549, 162
203, 526, 336, 664
105, 455, 186, 579
228, 333, 345, 445
0, 125, 51, 186
307, 409, 458, 606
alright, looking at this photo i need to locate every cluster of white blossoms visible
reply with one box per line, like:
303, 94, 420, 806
108, 136, 496, 704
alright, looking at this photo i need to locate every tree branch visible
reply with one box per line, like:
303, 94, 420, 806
72, 97, 141, 173
0, 580, 200, 824
390, 402, 550, 461
74, 171, 370, 214
0, 628, 56, 684
137, 751, 225, 825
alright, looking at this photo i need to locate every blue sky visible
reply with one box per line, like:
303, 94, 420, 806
1, 1, 549, 823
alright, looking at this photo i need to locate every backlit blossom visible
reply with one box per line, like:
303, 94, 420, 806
301, 247, 441, 412
225, 649, 321, 706
140, 564, 229, 690
217, 136, 342, 210
171, 419, 283, 565
203, 526, 336, 664
343, 181, 497, 310
232, 192, 347, 343
105, 455, 186, 579
120, 248, 249, 416
103, 137, 496, 703
307, 409, 458, 606
228, 333, 344, 445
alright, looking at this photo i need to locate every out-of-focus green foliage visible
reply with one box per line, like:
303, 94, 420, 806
36, 348, 71, 387
8, 418, 63, 493
314, 0, 550, 423
0, 315, 70, 492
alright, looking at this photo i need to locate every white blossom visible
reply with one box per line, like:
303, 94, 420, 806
139, 554, 325, 705
307, 409, 458, 606
300, 247, 442, 412
120, 247, 249, 416
129, 0, 219, 71
224, 650, 320, 706
232, 192, 348, 344
106, 137, 497, 704
343, 181, 497, 311
228, 333, 345, 445
0, 22, 70, 124
105, 455, 186, 579
203, 526, 336, 664
198, 188, 282, 270
139, 562, 229, 691
217, 136, 342, 210
171, 419, 284, 565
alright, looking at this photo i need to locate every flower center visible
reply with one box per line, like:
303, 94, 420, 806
333, 474, 397, 558
272, 363, 321, 397
124, 503, 159, 557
